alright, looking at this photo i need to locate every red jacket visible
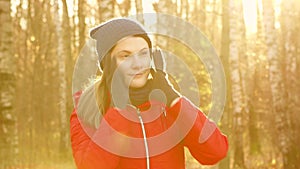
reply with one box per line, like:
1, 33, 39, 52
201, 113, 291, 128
70, 96, 228, 169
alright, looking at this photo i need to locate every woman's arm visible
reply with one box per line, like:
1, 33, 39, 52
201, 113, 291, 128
70, 109, 120, 169
167, 97, 228, 165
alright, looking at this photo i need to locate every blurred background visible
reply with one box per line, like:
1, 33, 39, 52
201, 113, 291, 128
0, 0, 299, 168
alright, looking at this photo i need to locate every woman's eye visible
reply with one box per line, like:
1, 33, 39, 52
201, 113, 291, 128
118, 53, 130, 59
141, 51, 148, 55
139, 50, 149, 57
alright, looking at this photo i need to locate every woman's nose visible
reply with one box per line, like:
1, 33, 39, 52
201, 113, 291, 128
131, 54, 143, 69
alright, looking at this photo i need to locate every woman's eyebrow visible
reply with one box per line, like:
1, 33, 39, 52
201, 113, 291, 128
115, 47, 149, 55
115, 50, 131, 55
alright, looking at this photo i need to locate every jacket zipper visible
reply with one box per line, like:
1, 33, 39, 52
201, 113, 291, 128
161, 106, 167, 130
137, 108, 150, 169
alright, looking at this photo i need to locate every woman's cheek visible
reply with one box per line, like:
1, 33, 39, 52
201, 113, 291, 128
142, 59, 151, 69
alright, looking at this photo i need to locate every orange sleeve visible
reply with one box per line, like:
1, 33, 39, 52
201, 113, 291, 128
167, 97, 228, 165
70, 109, 120, 169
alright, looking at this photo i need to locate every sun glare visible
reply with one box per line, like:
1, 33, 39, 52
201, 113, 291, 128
10, 0, 283, 34
243, 0, 257, 34
242, 0, 282, 34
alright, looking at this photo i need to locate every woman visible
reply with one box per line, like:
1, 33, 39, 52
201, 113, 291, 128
70, 18, 228, 169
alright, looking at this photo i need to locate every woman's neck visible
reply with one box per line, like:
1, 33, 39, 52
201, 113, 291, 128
129, 80, 152, 107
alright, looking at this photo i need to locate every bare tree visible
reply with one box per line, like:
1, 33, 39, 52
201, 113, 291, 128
0, 0, 17, 167
98, 0, 115, 23
228, 0, 247, 168
218, 0, 231, 168
117, 0, 131, 17
247, 0, 265, 162
279, 0, 300, 168
135, 0, 144, 23
199, 0, 206, 30
59, 0, 73, 158
27, 0, 49, 162
78, 0, 86, 49
262, 0, 290, 168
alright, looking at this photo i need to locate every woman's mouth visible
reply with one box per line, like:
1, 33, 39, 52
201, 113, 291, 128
130, 73, 143, 77
128, 71, 146, 77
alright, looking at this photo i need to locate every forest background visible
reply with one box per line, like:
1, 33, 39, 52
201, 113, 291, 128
0, 0, 299, 168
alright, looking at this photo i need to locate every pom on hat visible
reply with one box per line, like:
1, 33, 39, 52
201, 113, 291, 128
90, 18, 152, 69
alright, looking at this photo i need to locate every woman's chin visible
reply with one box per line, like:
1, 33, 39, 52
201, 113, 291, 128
129, 78, 148, 88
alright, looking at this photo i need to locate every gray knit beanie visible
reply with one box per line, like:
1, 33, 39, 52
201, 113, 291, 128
90, 18, 152, 69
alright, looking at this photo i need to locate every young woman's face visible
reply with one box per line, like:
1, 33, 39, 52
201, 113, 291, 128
111, 36, 151, 88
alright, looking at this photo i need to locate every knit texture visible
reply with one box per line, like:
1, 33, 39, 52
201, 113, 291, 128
90, 18, 151, 69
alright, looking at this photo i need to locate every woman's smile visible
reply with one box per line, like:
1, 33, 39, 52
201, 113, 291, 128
128, 70, 148, 77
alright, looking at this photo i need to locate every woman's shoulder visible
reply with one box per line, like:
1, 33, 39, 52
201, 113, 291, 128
73, 77, 102, 105
73, 79, 103, 128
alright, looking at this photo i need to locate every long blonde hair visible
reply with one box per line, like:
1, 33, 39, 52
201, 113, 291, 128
77, 52, 113, 128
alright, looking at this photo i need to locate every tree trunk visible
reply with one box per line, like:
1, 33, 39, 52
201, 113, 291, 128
248, 0, 263, 157
78, 0, 86, 49
199, 0, 206, 31
228, 0, 247, 168
117, 0, 131, 17
98, 0, 115, 23
208, 0, 217, 41
279, 0, 300, 168
152, 0, 176, 48
218, 0, 231, 168
135, 0, 144, 24
262, 0, 290, 168
0, 0, 17, 167
60, 0, 73, 159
